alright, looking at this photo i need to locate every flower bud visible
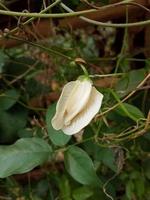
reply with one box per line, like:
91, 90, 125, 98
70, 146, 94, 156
51, 79, 103, 135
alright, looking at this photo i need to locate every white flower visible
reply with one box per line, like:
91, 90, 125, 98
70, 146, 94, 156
51, 78, 103, 135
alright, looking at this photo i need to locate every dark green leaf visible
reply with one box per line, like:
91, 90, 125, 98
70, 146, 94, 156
95, 147, 117, 172
18, 128, 33, 138
126, 180, 134, 199
46, 104, 70, 146
0, 137, 52, 178
115, 103, 144, 120
115, 69, 146, 97
83, 127, 117, 172
25, 78, 49, 98
59, 175, 72, 200
73, 186, 93, 200
64, 146, 102, 187
134, 176, 145, 198
0, 106, 27, 143
138, 137, 150, 152
0, 50, 8, 73
0, 89, 20, 110
5, 57, 34, 77
143, 159, 150, 180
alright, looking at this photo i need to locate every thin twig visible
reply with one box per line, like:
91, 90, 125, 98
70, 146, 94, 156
89, 73, 125, 78
9, 60, 40, 84
60, 2, 150, 27
7, 35, 72, 60
96, 73, 150, 119
0, 1, 18, 20
1, 0, 61, 37
81, 0, 150, 14
128, 2, 150, 13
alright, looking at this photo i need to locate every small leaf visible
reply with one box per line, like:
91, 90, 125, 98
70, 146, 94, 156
115, 69, 146, 97
0, 89, 20, 110
134, 176, 145, 198
126, 180, 134, 199
59, 175, 72, 200
18, 128, 33, 138
5, 57, 36, 77
64, 146, 102, 187
26, 78, 49, 98
0, 138, 52, 178
46, 104, 70, 146
115, 103, 144, 120
96, 147, 117, 172
83, 127, 117, 172
73, 186, 93, 200
0, 106, 27, 143
143, 159, 150, 180
0, 50, 8, 73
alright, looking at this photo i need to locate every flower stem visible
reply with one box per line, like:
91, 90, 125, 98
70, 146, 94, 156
89, 73, 125, 78
79, 64, 89, 77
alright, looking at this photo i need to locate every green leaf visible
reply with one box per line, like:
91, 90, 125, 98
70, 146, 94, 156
73, 186, 93, 200
5, 57, 35, 77
59, 175, 72, 200
115, 103, 144, 120
138, 137, 150, 152
83, 127, 117, 172
0, 137, 52, 178
134, 176, 145, 198
143, 159, 150, 180
0, 106, 27, 143
96, 147, 117, 172
25, 78, 49, 98
18, 128, 33, 138
115, 69, 146, 97
126, 180, 134, 200
0, 89, 20, 110
35, 179, 49, 199
46, 104, 70, 146
0, 50, 8, 73
64, 146, 102, 187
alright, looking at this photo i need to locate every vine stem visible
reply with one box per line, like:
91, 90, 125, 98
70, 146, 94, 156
79, 64, 89, 77
0, 0, 61, 37
89, 73, 125, 78
0, 7, 97, 18
0, 0, 150, 27
0, 1, 18, 20
110, 5, 129, 88
60, 2, 150, 27
7, 35, 72, 60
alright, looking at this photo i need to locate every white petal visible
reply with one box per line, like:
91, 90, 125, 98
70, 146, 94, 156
62, 87, 103, 135
64, 80, 92, 126
51, 81, 76, 130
